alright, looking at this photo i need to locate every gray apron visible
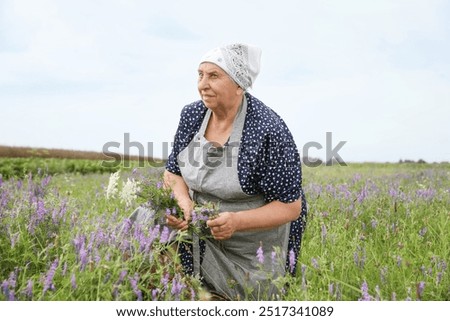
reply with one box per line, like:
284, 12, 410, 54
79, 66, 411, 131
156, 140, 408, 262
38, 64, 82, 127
178, 98, 290, 300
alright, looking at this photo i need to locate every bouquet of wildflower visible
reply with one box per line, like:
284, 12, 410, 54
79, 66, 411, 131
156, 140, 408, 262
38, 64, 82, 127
190, 202, 220, 239
136, 180, 184, 224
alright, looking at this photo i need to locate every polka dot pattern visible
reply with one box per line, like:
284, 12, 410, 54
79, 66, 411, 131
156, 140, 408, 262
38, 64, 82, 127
166, 93, 307, 275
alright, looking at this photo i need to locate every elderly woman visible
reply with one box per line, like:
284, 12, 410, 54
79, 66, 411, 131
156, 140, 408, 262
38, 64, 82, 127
164, 43, 307, 300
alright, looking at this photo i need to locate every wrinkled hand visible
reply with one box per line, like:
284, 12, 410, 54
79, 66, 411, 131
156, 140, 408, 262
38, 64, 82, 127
207, 212, 239, 240
166, 199, 193, 231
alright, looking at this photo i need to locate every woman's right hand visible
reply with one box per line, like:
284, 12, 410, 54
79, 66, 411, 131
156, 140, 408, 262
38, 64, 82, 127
163, 170, 193, 231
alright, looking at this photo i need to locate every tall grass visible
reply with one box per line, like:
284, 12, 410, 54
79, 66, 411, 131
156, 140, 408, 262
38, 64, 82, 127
0, 162, 448, 300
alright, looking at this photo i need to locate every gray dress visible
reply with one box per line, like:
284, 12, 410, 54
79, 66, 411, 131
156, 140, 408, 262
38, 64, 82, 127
177, 98, 290, 300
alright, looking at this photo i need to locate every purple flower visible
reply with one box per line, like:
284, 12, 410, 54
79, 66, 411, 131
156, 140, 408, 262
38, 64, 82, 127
79, 247, 88, 271
358, 280, 371, 301
371, 219, 378, 228
171, 274, 185, 300
321, 223, 327, 243
416, 188, 436, 201
160, 226, 170, 243
129, 273, 142, 301
256, 244, 264, 264
1, 280, 10, 300
162, 273, 170, 290
121, 218, 133, 235
152, 288, 160, 301
24, 279, 33, 299
271, 251, 277, 266
328, 283, 334, 296
71, 274, 77, 290
289, 249, 296, 273
419, 227, 427, 237
301, 264, 307, 289
43, 258, 59, 293
117, 270, 128, 284
416, 281, 425, 300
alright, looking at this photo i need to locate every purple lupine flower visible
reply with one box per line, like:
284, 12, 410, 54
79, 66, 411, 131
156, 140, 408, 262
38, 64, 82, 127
156, 181, 163, 189
289, 249, 296, 273
62, 262, 68, 276
43, 258, 59, 293
8, 271, 16, 291
1, 280, 10, 300
117, 270, 128, 284
436, 272, 443, 284
121, 218, 133, 235
71, 274, 77, 290
419, 227, 427, 237
190, 288, 196, 301
129, 273, 142, 301
301, 264, 307, 289
358, 280, 371, 301
150, 225, 160, 242
371, 219, 378, 229
171, 275, 186, 300
389, 187, 398, 198
159, 226, 170, 243
271, 251, 277, 267
165, 208, 171, 216
256, 245, 264, 264
24, 279, 33, 299
41, 175, 51, 188
321, 223, 327, 243
416, 188, 436, 201
152, 288, 160, 301
353, 252, 359, 266
162, 273, 170, 290
328, 283, 334, 297
79, 247, 88, 271
416, 281, 425, 300
35, 199, 47, 221
357, 186, 368, 203
73, 235, 86, 253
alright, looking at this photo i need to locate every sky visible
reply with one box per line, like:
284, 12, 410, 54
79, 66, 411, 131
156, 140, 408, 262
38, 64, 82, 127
1, 0, 449, 163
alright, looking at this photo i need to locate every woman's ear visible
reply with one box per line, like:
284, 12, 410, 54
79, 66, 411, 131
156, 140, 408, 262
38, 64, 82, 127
236, 86, 244, 96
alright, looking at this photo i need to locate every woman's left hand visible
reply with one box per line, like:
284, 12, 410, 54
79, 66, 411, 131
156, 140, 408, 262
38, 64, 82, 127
206, 212, 239, 240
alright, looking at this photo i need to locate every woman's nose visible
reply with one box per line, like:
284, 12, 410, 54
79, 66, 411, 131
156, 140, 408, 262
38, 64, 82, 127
198, 76, 210, 90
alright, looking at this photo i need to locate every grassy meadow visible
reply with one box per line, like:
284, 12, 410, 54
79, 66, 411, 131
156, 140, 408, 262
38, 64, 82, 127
0, 149, 448, 301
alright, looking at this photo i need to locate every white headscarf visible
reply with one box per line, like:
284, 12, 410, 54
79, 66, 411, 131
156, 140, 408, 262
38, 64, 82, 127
199, 43, 262, 90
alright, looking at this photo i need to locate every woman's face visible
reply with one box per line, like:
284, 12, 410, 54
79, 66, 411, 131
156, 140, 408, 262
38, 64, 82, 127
197, 62, 241, 110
